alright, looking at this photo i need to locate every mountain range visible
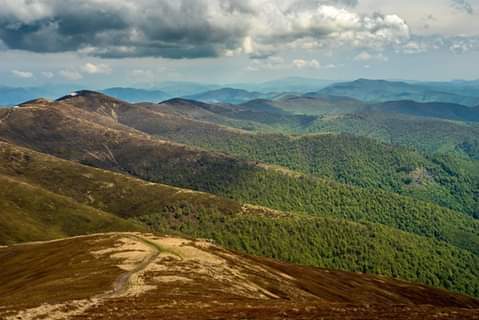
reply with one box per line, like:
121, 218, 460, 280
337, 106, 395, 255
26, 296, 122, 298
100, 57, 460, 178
3, 78, 479, 106
1, 88, 478, 318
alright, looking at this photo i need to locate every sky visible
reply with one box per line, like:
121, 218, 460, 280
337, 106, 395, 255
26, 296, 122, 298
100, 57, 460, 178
1, 0, 479, 87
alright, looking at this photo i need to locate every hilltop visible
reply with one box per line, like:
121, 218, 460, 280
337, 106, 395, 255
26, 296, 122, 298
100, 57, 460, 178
1, 233, 478, 319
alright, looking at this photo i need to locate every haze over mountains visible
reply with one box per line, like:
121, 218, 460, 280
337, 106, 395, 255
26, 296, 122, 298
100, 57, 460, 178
3, 78, 479, 107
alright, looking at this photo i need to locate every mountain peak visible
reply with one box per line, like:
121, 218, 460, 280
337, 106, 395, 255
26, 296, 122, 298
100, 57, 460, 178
18, 97, 52, 107
55, 90, 130, 120
160, 97, 210, 108
56, 90, 112, 102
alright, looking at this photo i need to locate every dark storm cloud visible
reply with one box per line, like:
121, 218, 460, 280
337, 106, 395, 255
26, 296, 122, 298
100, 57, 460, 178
0, 0, 410, 59
0, 0, 251, 58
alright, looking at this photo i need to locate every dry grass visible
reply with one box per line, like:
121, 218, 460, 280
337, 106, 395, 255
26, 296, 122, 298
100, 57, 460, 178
1, 233, 478, 320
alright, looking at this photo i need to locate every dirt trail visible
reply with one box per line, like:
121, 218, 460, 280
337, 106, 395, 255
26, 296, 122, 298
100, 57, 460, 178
107, 235, 160, 298
0, 109, 13, 123
7, 234, 160, 320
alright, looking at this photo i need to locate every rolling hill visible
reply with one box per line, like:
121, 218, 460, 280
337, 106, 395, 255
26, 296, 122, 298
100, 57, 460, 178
244, 95, 366, 115
2, 92, 479, 297
1, 233, 477, 319
365, 100, 479, 122
0, 173, 142, 244
2, 141, 479, 297
1, 92, 478, 254
66, 94, 479, 217
314, 79, 479, 106
185, 88, 276, 104
102, 87, 170, 103
308, 112, 479, 159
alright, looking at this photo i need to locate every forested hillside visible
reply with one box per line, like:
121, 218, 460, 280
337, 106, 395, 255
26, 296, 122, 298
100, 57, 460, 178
74, 96, 478, 217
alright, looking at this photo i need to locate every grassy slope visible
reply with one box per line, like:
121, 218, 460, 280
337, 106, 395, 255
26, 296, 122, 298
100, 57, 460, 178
0, 141, 478, 297
0, 175, 141, 245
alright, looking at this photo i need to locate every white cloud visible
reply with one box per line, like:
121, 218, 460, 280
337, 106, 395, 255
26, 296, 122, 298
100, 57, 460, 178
354, 51, 388, 61
252, 4, 410, 52
293, 59, 321, 69
248, 56, 321, 71
396, 35, 479, 55
59, 70, 83, 81
401, 41, 428, 54
247, 56, 287, 71
354, 51, 372, 61
11, 70, 34, 78
81, 62, 112, 75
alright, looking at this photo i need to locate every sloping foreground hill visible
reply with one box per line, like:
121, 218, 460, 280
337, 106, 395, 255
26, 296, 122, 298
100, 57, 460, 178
0, 233, 478, 320
0, 174, 141, 244
0, 95, 478, 257
1, 142, 479, 297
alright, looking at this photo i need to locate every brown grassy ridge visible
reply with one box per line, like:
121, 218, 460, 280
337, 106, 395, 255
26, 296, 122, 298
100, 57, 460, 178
0, 233, 478, 320
0, 140, 243, 220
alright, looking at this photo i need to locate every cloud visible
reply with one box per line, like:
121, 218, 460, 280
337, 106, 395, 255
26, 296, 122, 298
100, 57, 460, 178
450, 0, 474, 14
323, 63, 337, 69
254, 4, 410, 52
81, 62, 112, 74
248, 56, 320, 71
11, 70, 34, 78
59, 69, 83, 81
247, 56, 287, 71
293, 59, 320, 69
401, 41, 429, 54
0, 0, 252, 59
0, 0, 410, 59
397, 35, 479, 55
353, 51, 388, 61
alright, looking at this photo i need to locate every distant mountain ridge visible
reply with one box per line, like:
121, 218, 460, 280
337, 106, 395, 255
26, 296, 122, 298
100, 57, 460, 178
102, 87, 170, 103
314, 79, 479, 106
184, 88, 278, 104
366, 100, 479, 122
3, 78, 479, 106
